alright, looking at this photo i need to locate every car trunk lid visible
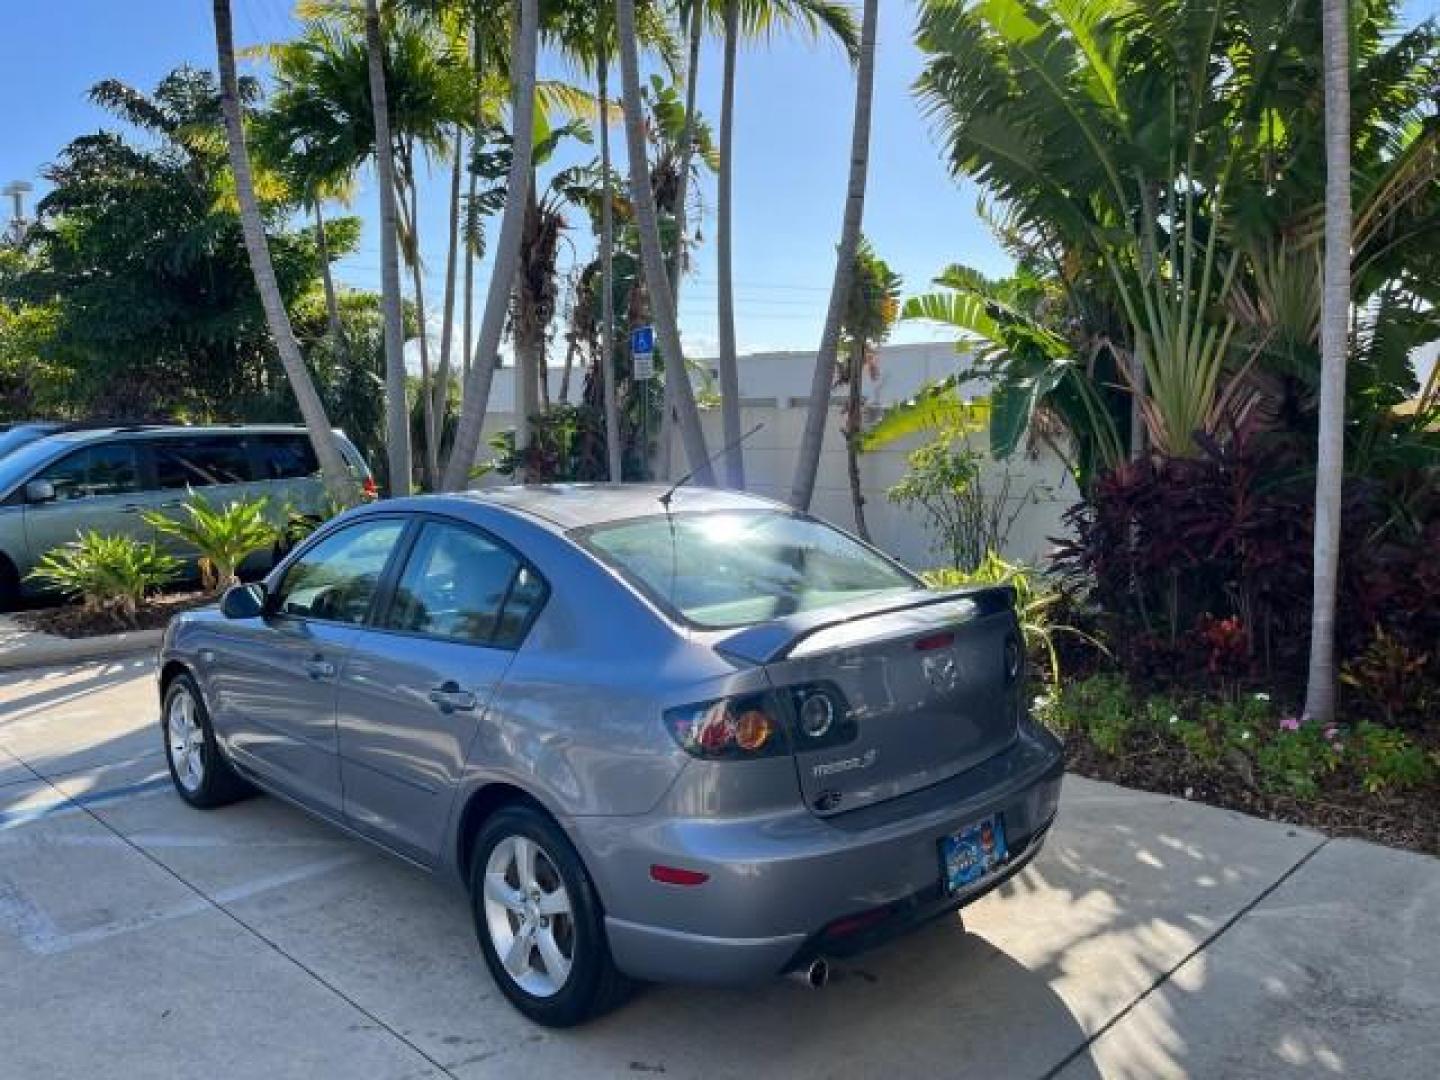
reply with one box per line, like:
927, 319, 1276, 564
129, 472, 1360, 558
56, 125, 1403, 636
722, 588, 1022, 818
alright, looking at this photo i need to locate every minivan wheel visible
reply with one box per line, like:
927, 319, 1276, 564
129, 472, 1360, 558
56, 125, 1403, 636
162, 674, 252, 808
469, 805, 630, 1027
0, 557, 18, 613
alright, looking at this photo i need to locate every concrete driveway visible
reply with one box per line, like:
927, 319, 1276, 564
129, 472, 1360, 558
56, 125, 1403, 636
1, 658, 1436, 1079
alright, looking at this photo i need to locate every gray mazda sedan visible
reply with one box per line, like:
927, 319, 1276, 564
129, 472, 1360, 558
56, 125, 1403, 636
158, 485, 1063, 1026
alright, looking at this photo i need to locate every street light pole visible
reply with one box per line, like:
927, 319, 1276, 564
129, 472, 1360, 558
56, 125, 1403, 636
2, 181, 33, 244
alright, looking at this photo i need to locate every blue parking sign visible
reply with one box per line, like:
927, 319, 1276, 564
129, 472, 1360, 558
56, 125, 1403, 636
630, 325, 654, 355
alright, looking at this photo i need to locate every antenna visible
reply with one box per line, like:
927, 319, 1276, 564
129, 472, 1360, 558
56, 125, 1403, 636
658, 423, 765, 509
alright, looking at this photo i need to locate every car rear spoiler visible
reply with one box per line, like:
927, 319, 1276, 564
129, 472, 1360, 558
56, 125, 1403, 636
712, 586, 1015, 666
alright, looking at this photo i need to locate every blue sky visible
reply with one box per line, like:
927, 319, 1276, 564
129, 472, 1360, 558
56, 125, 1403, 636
2, 1, 1436, 358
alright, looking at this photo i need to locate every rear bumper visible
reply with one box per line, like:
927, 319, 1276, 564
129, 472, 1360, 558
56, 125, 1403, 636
571, 722, 1064, 986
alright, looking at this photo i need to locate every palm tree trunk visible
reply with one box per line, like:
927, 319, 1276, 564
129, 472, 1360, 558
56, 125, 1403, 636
597, 49, 624, 482
667, 0, 703, 299
401, 166, 440, 489
514, 180, 541, 482
462, 32, 482, 389
716, 0, 744, 489
312, 200, 350, 367
441, 0, 540, 492
845, 339, 869, 541
365, 0, 412, 496
653, 0, 706, 482
789, 0, 876, 510
1303, 0, 1352, 724
432, 129, 464, 467
615, 0, 712, 484
212, 0, 357, 506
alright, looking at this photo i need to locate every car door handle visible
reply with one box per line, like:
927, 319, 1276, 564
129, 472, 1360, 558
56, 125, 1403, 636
303, 656, 336, 680
428, 681, 478, 713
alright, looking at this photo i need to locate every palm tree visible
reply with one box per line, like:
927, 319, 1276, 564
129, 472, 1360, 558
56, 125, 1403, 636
1303, 0, 1352, 725
597, 44, 624, 481
715, 0, 743, 487
365, 0, 413, 495
211, 0, 358, 506
442, 0, 541, 491
790, 0, 875, 510
837, 238, 900, 540
614, 0, 712, 482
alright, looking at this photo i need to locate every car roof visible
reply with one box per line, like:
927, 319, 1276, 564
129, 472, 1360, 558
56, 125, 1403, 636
31, 424, 322, 447
419, 483, 793, 531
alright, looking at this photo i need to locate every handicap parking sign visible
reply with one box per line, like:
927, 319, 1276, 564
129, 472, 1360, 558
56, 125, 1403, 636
630, 325, 654, 356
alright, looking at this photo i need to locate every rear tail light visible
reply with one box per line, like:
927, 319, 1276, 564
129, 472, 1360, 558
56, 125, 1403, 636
664, 684, 856, 761
361, 476, 379, 500
664, 693, 787, 760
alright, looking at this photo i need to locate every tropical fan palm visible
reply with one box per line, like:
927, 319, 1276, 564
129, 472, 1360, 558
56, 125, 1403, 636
27, 533, 181, 625
144, 495, 280, 593
913, 0, 1440, 467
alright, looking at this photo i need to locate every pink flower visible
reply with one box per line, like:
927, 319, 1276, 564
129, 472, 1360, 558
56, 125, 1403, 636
1278, 715, 1301, 732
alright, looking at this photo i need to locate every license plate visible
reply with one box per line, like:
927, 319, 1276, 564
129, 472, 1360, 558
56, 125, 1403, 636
940, 814, 1008, 893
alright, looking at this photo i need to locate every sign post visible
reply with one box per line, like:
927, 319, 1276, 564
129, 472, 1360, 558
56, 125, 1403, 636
630, 325, 654, 380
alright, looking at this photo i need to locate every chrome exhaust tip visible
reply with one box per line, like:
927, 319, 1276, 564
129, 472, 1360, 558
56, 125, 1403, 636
787, 958, 829, 989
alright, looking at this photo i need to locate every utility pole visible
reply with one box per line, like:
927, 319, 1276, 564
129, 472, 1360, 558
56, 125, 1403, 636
2, 181, 32, 244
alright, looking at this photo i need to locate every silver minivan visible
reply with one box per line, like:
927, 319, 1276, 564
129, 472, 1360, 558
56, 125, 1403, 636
0, 424, 372, 608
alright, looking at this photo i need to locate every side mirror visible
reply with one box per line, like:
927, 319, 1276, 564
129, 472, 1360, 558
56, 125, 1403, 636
220, 582, 267, 620
25, 479, 56, 504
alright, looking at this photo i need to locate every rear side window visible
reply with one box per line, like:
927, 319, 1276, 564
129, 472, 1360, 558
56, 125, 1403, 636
154, 436, 253, 488
274, 518, 405, 624
35, 443, 142, 500
252, 435, 319, 480
381, 521, 542, 647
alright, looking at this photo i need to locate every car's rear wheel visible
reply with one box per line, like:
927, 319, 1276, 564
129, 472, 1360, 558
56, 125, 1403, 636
470, 804, 630, 1027
162, 673, 252, 808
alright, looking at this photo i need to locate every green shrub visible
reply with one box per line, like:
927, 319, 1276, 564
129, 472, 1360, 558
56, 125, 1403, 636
1048, 674, 1134, 753
1351, 722, 1436, 794
143, 494, 279, 593
27, 532, 180, 624
1255, 722, 1342, 799
925, 552, 1103, 685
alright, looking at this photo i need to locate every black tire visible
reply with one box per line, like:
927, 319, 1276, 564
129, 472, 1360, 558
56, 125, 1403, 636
0, 556, 19, 613
161, 673, 253, 809
469, 804, 631, 1027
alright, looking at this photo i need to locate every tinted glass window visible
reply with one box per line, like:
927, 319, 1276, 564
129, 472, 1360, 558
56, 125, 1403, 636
583, 511, 917, 629
274, 519, 405, 624
154, 436, 253, 488
253, 435, 319, 480
36, 443, 141, 501
493, 565, 546, 647
383, 522, 528, 645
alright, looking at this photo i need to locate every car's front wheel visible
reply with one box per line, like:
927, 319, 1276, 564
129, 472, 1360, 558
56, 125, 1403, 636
162, 673, 252, 808
470, 804, 630, 1026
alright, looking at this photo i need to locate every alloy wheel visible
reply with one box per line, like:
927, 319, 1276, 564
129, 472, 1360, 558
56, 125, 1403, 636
166, 686, 206, 794
481, 835, 575, 998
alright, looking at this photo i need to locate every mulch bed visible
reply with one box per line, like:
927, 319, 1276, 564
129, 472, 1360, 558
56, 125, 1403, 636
1064, 732, 1440, 858
15, 591, 214, 639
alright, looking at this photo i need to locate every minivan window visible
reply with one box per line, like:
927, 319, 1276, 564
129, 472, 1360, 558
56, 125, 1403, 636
35, 443, 142, 501
382, 521, 533, 645
154, 436, 253, 488
253, 435, 319, 480
273, 518, 405, 625
582, 511, 918, 629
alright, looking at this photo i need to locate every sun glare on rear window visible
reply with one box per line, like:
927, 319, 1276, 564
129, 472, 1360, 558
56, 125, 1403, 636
580, 510, 918, 629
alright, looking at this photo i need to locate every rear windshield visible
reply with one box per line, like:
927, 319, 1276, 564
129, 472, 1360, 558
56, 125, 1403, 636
581, 510, 918, 629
